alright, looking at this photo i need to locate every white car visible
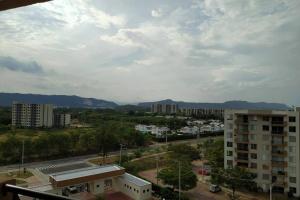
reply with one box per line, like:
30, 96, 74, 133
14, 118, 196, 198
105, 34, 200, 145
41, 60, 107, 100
209, 184, 221, 193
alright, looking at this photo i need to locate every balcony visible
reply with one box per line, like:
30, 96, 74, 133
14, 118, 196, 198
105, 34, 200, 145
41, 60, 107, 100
271, 150, 287, 156
272, 171, 287, 177
271, 161, 287, 167
271, 141, 287, 147
0, 178, 73, 200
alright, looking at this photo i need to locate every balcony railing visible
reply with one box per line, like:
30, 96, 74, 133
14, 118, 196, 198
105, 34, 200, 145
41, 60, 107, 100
0, 179, 74, 200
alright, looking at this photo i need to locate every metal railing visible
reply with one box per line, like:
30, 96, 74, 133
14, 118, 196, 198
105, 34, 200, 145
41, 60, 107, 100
1, 184, 74, 200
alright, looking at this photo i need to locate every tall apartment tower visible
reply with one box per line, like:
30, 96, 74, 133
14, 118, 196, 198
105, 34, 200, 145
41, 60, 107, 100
12, 102, 53, 128
151, 104, 178, 114
54, 113, 71, 128
224, 109, 300, 197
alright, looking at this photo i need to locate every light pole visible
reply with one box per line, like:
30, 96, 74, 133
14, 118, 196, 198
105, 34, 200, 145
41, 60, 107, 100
119, 144, 125, 165
156, 155, 159, 185
178, 161, 181, 200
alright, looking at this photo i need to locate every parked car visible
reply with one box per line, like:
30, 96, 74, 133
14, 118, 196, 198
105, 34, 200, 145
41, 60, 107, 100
198, 168, 209, 176
209, 184, 221, 193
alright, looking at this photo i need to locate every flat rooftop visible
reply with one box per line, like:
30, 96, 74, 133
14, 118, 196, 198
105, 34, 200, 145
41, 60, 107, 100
49, 165, 125, 187
50, 165, 124, 181
120, 173, 151, 187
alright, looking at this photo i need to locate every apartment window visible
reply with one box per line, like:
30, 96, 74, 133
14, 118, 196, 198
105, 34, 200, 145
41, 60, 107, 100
263, 145, 269, 151
289, 116, 296, 122
289, 136, 296, 142
263, 165, 269, 170
262, 174, 270, 180
289, 146, 295, 153
227, 151, 233, 156
250, 163, 257, 169
289, 156, 295, 163
289, 126, 296, 132
227, 160, 233, 167
227, 114, 233, 120
249, 125, 256, 131
251, 144, 257, 150
262, 125, 269, 131
289, 166, 296, 174
263, 116, 269, 121
289, 177, 296, 183
227, 132, 233, 139
262, 135, 269, 141
289, 187, 297, 194
251, 153, 257, 159
227, 142, 233, 147
250, 134, 256, 141
143, 190, 145, 193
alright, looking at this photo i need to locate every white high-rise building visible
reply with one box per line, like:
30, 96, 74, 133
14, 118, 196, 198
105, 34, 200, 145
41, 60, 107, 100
224, 108, 300, 197
12, 102, 53, 128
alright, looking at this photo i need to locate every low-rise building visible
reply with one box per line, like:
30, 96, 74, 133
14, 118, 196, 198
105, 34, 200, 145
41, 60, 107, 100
151, 126, 170, 138
179, 126, 199, 135
44, 165, 152, 200
135, 124, 156, 133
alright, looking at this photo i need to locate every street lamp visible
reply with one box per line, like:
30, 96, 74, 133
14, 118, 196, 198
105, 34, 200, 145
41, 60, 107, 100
119, 144, 126, 165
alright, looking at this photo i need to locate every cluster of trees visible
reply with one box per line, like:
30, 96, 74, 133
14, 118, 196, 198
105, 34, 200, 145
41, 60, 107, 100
0, 122, 149, 165
0, 107, 11, 131
158, 144, 199, 192
199, 138, 256, 200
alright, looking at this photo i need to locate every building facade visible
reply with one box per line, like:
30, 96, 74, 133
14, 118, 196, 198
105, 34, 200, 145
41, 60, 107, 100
151, 103, 178, 114
47, 165, 152, 200
180, 108, 224, 118
12, 102, 53, 128
224, 109, 300, 197
54, 113, 71, 128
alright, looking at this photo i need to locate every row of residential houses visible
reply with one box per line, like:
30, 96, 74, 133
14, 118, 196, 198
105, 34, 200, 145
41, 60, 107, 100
135, 120, 224, 138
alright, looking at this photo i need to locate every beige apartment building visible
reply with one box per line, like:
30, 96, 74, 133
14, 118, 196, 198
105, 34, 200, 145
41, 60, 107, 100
54, 113, 71, 128
151, 103, 178, 114
224, 108, 300, 197
180, 108, 224, 118
12, 102, 53, 128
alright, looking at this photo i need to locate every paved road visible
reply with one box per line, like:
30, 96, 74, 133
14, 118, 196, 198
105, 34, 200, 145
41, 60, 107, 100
0, 136, 222, 172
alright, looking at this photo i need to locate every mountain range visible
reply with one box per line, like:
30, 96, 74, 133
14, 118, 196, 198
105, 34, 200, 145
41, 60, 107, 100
0, 93, 290, 110
0, 93, 118, 108
138, 99, 290, 110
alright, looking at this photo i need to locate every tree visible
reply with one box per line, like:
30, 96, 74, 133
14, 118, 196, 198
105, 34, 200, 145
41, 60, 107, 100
168, 144, 200, 161
201, 139, 224, 168
211, 167, 256, 200
158, 160, 197, 191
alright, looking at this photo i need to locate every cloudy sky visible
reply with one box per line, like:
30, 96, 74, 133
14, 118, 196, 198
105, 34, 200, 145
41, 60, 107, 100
0, 0, 300, 105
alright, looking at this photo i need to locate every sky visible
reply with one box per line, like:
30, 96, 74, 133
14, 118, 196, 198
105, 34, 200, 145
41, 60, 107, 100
0, 0, 300, 105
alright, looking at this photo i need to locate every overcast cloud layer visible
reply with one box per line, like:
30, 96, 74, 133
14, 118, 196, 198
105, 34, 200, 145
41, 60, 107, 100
0, 0, 299, 105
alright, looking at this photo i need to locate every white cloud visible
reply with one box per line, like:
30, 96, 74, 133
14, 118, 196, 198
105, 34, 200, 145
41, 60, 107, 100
151, 8, 163, 17
0, 0, 300, 104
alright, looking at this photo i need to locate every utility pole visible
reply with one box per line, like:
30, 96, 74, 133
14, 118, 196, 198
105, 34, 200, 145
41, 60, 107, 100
119, 144, 123, 165
156, 155, 159, 185
178, 161, 181, 200
22, 140, 24, 166
165, 131, 168, 144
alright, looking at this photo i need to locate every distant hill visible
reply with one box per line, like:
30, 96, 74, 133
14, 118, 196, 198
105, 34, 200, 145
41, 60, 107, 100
138, 99, 290, 110
0, 93, 118, 108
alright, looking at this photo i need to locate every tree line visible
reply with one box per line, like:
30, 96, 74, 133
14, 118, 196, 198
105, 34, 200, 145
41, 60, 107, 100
0, 121, 148, 165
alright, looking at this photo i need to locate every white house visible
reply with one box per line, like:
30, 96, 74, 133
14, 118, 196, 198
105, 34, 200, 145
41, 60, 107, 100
45, 165, 152, 200
179, 126, 199, 135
